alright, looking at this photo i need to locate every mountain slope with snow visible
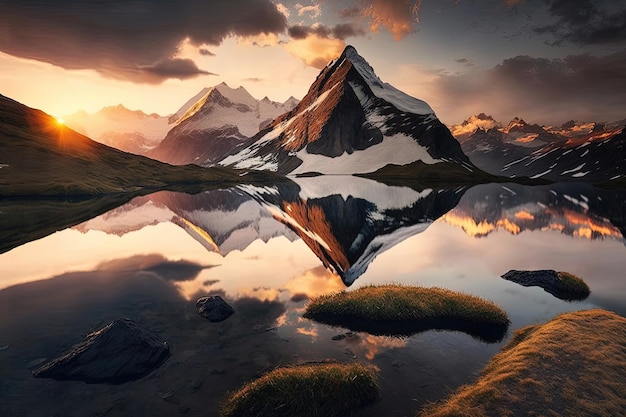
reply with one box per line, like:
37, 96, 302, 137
219, 45, 472, 175
451, 114, 626, 181
148, 83, 297, 166
63, 105, 170, 155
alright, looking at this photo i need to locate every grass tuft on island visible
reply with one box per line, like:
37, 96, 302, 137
220, 362, 379, 417
419, 309, 626, 417
303, 285, 509, 343
557, 271, 590, 297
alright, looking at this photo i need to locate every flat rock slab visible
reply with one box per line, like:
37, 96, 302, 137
196, 295, 235, 322
32, 318, 169, 384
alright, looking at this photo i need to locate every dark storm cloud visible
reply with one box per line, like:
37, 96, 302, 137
288, 23, 365, 40
432, 50, 626, 124
0, 0, 287, 83
140, 58, 217, 83
535, 0, 626, 45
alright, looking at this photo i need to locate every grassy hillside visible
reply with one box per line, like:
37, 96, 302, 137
420, 309, 626, 416
0, 94, 280, 197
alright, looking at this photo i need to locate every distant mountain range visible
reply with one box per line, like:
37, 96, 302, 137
147, 83, 298, 165
450, 114, 626, 182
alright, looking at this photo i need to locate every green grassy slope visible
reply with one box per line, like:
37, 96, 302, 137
0, 94, 279, 197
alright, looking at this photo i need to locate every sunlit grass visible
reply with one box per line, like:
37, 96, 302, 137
220, 362, 379, 417
557, 271, 590, 297
0, 94, 286, 197
303, 285, 509, 342
419, 309, 626, 417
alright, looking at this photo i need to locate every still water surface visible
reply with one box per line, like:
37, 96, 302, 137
1, 177, 625, 416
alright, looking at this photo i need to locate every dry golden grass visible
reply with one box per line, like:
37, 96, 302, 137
220, 362, 379, 417
557, 271, 590, 296
304, 285, 509, 341
420, 309, 626, 417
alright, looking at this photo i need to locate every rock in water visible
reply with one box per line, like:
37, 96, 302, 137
501, 269, 590, 301
32, 318, 169, 384
196, 295, 235, 322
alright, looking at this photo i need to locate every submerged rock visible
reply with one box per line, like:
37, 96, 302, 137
502, 269, 590, 301
196, 295, 235, 322
32, 318, 169, 384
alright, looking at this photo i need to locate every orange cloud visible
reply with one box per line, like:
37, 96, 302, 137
283, 34, 346, 69
363, 0, 420, 41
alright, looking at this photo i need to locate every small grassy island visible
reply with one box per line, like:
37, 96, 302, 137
502, 270, 591, 301
303, 285, 509, 342
420, 309, 626, 417
220, 362, 379, 417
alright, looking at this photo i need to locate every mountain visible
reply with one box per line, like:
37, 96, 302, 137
451, 114, 626, 182
219, 45, 473, 175
501, 125, 626, 181
63, 105, 170, 155
0, 94, 277, 197
148, 83, 298, 166
450, 113, 502, 142
460, 127, 537, 175
502, 117, 560, 145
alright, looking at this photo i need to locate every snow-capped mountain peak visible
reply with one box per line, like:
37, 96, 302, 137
341, 45, 434, 115
147, 83, 298, 166
219, 45, 470, 175
450, 113, 502, 141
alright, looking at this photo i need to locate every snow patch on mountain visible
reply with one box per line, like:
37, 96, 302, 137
291, 133, 440, 175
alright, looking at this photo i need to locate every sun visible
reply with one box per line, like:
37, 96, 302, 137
55, 117, 65, 125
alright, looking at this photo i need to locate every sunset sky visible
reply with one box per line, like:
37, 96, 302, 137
1, 0, 625, 125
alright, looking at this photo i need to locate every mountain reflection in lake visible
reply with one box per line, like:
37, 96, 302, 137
1, 178, 625, 417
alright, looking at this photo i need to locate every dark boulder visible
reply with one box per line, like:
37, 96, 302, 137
196, 295, 235, 322
32, 318, 169, 384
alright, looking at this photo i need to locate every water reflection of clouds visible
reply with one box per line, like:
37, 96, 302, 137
0, 222, 215, 291
283, 265, 344, 299
356, 335, 408, 360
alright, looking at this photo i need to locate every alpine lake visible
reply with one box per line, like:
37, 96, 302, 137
1, 176, 625, 417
